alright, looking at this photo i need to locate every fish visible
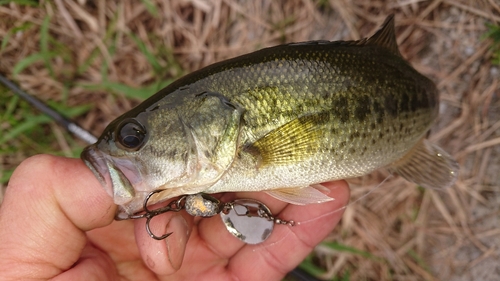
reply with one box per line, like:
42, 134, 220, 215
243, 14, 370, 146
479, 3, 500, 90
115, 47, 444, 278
81, 15, 459, 218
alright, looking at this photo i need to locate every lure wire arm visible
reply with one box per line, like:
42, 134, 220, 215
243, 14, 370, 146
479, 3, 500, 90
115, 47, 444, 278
229, 199, 296, 226
128, 189, 187, 240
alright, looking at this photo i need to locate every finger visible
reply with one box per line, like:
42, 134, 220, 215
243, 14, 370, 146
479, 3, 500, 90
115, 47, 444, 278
134, 206, 193, 275
86, 219, 140, 265
51, 242, 117, 281
0, 155, 116, 279
227, 180, 350, 280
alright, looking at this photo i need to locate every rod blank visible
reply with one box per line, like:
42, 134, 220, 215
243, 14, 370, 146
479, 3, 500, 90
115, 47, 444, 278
0, 74, 97, 144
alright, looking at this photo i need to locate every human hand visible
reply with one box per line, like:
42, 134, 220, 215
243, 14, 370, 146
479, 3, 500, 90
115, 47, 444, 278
0, 155, 350, 280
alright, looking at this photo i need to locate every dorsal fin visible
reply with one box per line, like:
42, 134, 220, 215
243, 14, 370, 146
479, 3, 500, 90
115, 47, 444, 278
359, 14, 402, 57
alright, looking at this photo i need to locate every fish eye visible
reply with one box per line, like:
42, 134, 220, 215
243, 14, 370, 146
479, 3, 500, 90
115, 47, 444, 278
116, 119, 147, 151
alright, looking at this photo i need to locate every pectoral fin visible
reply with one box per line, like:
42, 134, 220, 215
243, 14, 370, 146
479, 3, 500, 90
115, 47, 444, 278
249, 113, 328, 166
265, 186, 334, 205
387, 139, 459, 189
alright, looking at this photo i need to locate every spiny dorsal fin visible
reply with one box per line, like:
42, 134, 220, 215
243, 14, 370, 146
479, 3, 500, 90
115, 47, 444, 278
359, 14, 402, 57
285, 14, 401, 56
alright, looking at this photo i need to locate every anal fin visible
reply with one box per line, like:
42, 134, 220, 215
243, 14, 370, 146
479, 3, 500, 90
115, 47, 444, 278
387, 139, 459, 189
265, 185, 334, 205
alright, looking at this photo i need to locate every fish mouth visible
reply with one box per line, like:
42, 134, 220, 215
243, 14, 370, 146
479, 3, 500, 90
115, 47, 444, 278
81, 146, 178, 218
81, 145, 139, 207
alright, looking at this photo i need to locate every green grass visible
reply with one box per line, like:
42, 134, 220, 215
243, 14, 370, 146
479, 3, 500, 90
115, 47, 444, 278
407, 250, 431, 274
12, 16, 59, 78
322, 242, 382, 260
1, 22, 34, 52
296, 241, 384, 280
0, 88, 92, 146
298, 254, 352, 281
484, 23, 500, 65
139, 0, 159, 17
128, 32, 164, 75
0, 1, 183, 185
0, 85, 93, 184
80, 80, 173, 100
0, 0, 38, 6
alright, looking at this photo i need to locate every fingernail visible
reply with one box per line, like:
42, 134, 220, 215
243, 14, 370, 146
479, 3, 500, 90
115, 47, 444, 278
165, 215, 189, 270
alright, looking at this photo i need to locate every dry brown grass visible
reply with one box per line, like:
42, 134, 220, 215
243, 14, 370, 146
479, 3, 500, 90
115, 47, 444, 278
1, 0, 499, 280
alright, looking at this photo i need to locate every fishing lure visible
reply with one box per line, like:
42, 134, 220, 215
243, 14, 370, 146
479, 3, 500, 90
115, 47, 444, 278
128, 190, 295, 244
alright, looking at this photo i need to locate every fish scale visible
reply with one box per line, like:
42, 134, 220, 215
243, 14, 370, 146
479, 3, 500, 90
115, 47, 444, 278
81, 15, 458, 216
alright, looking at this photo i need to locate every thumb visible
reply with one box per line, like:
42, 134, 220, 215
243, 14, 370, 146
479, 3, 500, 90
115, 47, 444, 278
0, 155, 116, 279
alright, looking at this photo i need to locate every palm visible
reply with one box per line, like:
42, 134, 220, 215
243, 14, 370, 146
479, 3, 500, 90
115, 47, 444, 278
87, 187, 349, 280
0, 156, 349, 281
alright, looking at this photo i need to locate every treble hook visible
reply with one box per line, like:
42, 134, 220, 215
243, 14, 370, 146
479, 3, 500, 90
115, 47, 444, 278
128, 190, 186, 240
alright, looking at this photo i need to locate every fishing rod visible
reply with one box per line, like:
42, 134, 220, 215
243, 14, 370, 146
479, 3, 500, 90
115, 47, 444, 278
0, 74, 319, 281
0, 73, 97, 145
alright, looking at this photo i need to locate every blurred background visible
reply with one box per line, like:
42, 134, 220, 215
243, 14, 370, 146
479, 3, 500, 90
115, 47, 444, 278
0, 0, 499, 280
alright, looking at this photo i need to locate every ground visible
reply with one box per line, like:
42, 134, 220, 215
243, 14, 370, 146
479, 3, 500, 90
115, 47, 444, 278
0, 0, 499, 280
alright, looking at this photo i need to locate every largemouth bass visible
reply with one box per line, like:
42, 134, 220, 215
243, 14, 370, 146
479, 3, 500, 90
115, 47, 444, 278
82, 15, 458, 217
